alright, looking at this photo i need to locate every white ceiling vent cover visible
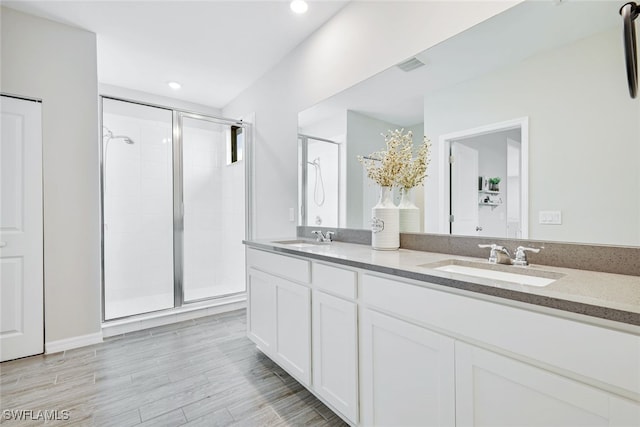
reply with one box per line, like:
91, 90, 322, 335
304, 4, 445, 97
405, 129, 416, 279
396, 57, 426, 72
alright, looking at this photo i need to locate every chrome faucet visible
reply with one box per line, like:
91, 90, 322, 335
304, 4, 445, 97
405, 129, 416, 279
478, 244, 512, 265
512, 246, 540, 266
311, 230, 334, 243
478, 243, 541, 266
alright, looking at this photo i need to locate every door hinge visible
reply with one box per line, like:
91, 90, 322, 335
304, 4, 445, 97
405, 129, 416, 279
449, 155, 455, 164
449, 215, 454, 222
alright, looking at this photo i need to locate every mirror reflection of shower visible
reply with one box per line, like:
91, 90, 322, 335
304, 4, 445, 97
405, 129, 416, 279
307, 157, 325, 208
298, 135, 341, 228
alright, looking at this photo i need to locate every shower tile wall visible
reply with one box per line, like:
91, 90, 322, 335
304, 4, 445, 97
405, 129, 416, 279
103, 111, 174, 319
182, 119, 245, 301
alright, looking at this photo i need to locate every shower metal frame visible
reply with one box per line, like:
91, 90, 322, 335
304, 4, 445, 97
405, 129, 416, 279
99, 95, 253, 322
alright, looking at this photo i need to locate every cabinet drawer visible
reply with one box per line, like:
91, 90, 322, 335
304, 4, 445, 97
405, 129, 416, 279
247, 248, 310, 284
313, 262, 357, 300
362, 273, 640, 396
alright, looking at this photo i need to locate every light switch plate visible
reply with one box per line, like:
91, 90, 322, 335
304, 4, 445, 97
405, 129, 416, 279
539, 210, 562, 225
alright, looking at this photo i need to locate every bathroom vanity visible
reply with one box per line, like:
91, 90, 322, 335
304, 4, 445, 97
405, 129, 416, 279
244, 239, 640, 426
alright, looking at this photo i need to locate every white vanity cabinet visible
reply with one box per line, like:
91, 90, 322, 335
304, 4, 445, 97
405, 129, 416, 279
455, 341, 640, 427
246, 246, 640, 426
246, 249, 311, 386
362, 272, 640, 427
312, 263, 359, 424
360, 309, 455, 427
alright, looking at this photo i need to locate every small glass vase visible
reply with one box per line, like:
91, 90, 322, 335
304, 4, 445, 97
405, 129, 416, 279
371, 186, 399, 250
398, 187, 420, 233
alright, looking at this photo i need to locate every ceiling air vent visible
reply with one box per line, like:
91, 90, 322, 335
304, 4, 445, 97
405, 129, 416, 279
396, 57, 426, 72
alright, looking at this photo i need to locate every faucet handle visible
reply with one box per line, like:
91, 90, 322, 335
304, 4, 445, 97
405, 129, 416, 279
513, 246, 540, 266
478, 243, 498, 263
478, 243, 497, 249
516, 246, 540, 254
325, 231, 335, 242
311, 230, 324, 241
478, 243, 510, 264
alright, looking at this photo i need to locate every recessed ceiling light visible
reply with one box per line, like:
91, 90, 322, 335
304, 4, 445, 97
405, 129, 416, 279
168, 81, 181, 90
290, 0, 308, 14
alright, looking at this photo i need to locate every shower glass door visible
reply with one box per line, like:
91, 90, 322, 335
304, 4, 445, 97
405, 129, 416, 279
180, 114, 246, 302
102, 98, 174, 320
102, 98, 248, 321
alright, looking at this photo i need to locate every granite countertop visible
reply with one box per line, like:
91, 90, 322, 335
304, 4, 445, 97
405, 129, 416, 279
244, 239, 640, 329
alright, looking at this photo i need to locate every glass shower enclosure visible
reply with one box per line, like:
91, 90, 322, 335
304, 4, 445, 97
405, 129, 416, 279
101, 97, 248, 321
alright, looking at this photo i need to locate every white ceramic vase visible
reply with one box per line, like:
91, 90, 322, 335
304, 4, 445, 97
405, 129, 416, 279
398, 187, 420, 233
371, 186, 399, 250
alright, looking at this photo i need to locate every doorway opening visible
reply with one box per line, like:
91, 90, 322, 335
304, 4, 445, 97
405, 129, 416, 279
440, 118, 528, 239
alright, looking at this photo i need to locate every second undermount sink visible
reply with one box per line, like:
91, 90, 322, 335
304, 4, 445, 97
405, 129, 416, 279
273, 239, 327, 248
419, 259, 564, 287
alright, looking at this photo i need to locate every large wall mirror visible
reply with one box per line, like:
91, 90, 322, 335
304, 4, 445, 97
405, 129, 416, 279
298, 0, 640, 247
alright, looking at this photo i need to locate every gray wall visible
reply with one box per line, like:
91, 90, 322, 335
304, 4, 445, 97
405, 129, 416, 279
222, 1, 520, 239
424, 27, 640, 245
1, 7, 101, 343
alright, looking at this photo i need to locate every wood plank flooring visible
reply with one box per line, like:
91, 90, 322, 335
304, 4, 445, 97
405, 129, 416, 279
0, 309, 347, 426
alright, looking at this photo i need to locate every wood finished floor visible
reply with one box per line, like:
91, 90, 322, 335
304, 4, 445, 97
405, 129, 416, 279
0, 309, 348, 427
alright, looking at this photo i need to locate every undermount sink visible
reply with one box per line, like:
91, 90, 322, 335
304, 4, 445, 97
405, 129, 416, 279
419, 259, 564, 287
273, 239, 326, 248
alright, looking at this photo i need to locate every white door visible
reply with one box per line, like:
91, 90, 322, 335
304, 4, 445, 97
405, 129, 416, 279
451, 142, 480, 236
455, 341, 640, 426
1, 96, 44, 362
312, 290, 358, 423
360, 309, 456, 426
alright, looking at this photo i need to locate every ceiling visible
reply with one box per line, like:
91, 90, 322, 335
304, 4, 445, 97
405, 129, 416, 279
299, 0, 621, 129
3, 1, 348, 108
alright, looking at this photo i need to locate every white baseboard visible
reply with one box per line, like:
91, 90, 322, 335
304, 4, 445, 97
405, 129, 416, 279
45, 331, 104, 354
102, 295, 247, 338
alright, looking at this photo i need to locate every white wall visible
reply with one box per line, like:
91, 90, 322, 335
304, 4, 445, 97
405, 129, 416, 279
222, 1, 521, 238
424, 27, 640, 245
1, 7, 101, 343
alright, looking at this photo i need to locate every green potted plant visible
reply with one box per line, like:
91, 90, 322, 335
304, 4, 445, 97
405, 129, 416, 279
489, 177, 501, 191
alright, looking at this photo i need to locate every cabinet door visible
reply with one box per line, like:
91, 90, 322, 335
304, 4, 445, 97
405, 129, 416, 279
455, 341, 640, 427
247, 269, 276, 352
312, 291, 358, 424
360, 309, 455, 427
275, 278, 311, 386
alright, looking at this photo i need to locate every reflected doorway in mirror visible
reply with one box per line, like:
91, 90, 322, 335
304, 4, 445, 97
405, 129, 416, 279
439, 117, 529, 240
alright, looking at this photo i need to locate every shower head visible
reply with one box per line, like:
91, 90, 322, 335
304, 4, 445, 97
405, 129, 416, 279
102, 126, 135, 144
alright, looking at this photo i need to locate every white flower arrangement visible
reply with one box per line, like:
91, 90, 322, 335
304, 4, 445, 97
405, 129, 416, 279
358, 129, 432, 189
